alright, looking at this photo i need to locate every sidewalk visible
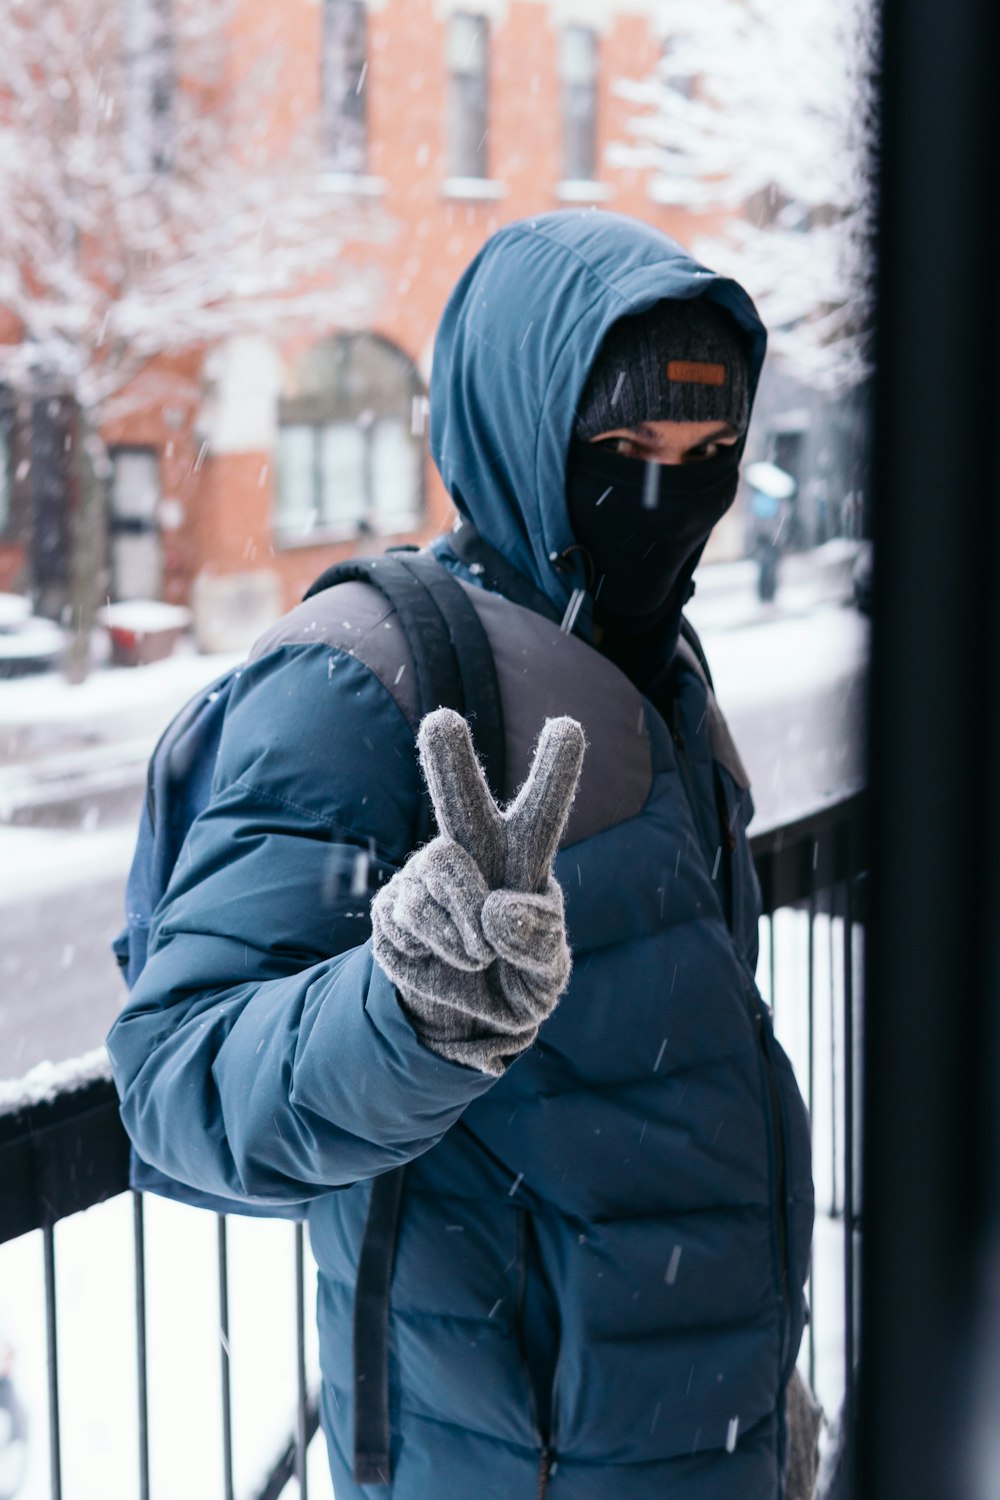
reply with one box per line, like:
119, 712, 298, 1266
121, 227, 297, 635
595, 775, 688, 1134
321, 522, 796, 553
687, 537, 862, 634
0, 648, 240, 825
0, 540, 863, 825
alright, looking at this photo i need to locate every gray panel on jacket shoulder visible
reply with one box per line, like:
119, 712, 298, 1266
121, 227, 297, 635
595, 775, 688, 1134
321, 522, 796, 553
247, 581, 420, 726
463, 584, 653, 847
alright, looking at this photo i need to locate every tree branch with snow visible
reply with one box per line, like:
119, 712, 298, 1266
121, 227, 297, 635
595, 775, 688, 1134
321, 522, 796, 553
610, 0, 879, 392
0, 0, 389, 673
0, 0, 388, 411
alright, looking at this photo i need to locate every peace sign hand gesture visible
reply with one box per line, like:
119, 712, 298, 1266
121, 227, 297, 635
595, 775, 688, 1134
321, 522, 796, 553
370, 709, 586, 1077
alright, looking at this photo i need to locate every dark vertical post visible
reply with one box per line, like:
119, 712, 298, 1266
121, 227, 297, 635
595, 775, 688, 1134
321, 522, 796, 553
28, 395, 74, 621
42, 1224, 62, 1500
133, 1192, 150, 1500
829, 907, 839, 1220
842, 869, 855, 1423
218, 1217, 235, 1500
862, 0, 1000, 1494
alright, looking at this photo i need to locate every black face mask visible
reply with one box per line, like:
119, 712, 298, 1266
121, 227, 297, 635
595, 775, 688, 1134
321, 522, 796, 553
565, 439, 742, 624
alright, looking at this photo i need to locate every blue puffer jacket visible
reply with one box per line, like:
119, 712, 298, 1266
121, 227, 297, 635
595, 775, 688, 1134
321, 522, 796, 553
108, 212, 813, 1498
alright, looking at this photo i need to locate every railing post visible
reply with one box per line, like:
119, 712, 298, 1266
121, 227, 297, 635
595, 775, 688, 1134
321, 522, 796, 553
133, 1191, 150, 1500
42, 1223, 62, 1500
295, 1222, 310, 1499
218, 1216, 234, 1500
842, 859, 856, 1450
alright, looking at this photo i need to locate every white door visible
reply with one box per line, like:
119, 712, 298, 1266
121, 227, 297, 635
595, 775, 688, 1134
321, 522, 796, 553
110, 448, 162, 600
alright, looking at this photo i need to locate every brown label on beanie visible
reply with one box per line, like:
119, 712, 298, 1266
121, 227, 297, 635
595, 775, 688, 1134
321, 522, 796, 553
667, 360, 727, 387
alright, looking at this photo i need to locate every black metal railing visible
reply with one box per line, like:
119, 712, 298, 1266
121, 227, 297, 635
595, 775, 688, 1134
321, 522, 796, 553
753, 789, 866, 1462
0, 788, 865, 1499
0, 1076, 321, 1500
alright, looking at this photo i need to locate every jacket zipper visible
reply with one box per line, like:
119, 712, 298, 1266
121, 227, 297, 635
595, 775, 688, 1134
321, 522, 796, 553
673, 689, 790, 1352
670, 709, 726, 899
674, 682, 792, 1379
669, 712, 704, 845
670, 720, 697, 810
518, 1212, 559, 1498
538, 1361, 560, 1497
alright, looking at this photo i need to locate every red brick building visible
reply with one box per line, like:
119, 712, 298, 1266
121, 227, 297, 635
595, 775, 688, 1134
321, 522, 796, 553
0, 0, 740, 651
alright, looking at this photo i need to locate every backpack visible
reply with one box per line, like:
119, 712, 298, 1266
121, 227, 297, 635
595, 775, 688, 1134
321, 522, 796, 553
112, 548, 507, 1218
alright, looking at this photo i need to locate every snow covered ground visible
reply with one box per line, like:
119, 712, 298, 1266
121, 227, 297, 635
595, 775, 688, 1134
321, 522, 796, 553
0, 824, 139, 907
0, 647, 239, 735
699, 604, 866, 718
704, 602, 867, 830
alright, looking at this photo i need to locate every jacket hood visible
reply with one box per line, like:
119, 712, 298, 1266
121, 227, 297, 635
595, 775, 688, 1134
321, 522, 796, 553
429, 211, 767, 621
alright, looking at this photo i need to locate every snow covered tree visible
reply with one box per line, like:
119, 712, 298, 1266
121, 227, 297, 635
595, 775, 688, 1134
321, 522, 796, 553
611, 0, 878, 392
0, 0, 387, 675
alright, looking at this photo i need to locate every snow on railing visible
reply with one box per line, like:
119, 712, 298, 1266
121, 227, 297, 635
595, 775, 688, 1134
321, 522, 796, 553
0, 1045, 111, 1118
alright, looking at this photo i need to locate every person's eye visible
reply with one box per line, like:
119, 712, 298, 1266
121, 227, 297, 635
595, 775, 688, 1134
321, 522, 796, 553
684, 444, 717, 464
617, 437, 654, 460
594, 436, 640, 457
684, 436, 740, 463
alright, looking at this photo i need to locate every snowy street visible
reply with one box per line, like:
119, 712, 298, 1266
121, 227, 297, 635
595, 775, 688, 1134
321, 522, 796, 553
0, 545, 868, 1084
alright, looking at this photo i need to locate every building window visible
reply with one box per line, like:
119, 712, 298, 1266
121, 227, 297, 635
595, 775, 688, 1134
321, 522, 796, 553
560, 26, 599, 182
109, 447, 163, 600
123, 0, 175, 174
276, 334, 424, 545
448, 14, 489, 180
323, 0, 368, 174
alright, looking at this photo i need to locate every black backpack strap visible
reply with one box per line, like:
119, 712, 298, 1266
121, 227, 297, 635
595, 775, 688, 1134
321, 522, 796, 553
305, 550, 507, 821
400, 551, 506, 804
304, 553, 462, 733
352, 1165, 406, 1485
304, 550, 506, 1486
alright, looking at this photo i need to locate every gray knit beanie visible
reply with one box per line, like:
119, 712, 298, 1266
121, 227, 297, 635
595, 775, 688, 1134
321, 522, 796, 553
574, 297, 750, 441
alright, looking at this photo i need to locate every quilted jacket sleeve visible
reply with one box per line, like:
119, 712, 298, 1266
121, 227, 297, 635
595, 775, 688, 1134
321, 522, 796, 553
106, 643, 498, 1206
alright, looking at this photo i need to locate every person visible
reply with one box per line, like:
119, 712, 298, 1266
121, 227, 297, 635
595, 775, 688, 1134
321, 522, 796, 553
744, 459, 797, 605
107, 211, 814, 1499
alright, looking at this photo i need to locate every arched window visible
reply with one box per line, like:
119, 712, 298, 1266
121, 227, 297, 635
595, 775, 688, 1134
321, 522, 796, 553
276, 333, 425, 544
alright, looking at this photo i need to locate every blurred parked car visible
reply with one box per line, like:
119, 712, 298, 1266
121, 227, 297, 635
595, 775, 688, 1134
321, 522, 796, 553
0, 593, 65, 679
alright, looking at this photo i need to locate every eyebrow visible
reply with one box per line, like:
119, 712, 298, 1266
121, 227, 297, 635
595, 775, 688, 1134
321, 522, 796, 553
631, 421, 738, 442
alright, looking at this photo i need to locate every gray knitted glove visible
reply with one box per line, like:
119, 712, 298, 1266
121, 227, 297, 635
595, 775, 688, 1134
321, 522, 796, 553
370, 708, 586, 1076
